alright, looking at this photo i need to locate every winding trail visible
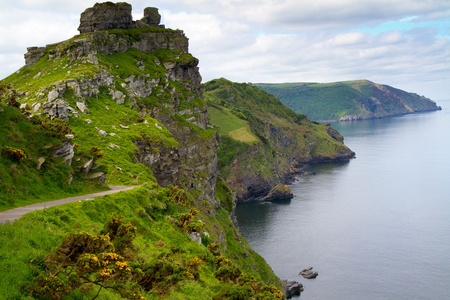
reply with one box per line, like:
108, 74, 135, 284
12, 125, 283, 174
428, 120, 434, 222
0, 186, 135, 224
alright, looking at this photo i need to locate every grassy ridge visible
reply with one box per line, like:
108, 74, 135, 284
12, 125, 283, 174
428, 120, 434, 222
204, 78, 354, 200
256, 80, 441, 121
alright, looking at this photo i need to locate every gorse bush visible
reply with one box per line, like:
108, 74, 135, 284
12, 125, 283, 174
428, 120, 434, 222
90, 146, 104, 161
3, 146, 27, 162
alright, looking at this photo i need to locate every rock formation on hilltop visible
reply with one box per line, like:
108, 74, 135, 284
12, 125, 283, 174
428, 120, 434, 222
78, 2, 162, 33
15, 2, 218, 205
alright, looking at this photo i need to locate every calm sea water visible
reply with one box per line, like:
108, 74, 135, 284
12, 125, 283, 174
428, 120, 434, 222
235, 100, 450, 299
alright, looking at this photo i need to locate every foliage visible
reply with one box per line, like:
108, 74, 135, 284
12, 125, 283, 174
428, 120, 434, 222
39, 117, 73, 139
29, 218, 142, 300
3, 146, 27, 162
0, 81, 20, 108
90, 146, 104, 161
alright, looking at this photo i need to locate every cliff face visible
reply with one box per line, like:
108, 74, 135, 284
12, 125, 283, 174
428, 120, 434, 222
256, 80, 442, 122
9, 4, 219, 206
204, 78, 355, 202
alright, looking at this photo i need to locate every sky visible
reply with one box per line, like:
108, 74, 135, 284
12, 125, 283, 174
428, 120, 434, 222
1, 0, 449, 100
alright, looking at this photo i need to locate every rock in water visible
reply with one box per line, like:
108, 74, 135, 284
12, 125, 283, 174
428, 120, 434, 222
300, 267, 318, 279
283, 280, 303, 298
78, 2, 133, 33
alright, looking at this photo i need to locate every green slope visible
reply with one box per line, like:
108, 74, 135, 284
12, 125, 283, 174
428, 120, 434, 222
0, 11, 284, 300
204, 78, 355, 201
256, 80, 441, 122
0, 86, 106, 211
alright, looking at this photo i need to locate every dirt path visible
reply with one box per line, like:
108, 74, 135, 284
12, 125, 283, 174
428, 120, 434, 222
0, 186, 135, 224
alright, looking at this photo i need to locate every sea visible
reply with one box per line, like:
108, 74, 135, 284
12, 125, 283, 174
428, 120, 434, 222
235, 100, 450, 299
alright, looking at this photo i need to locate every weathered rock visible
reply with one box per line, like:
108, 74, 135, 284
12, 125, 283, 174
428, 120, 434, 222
78, 2, 133, 34
261, 184, 294, 201
82, 159, 94, 175
88, 172, 106, 184
78, 3, 163, 34
300, 267, 318, 279
54, 139, 74, 165
141, 7, 161, 26
98, 130, 107, 136
24, 46, 45, 68
42, 99, 69, 120
189, 232, 202, 245
36, 157, 46, 170
48, 90, 59, 102
68, 172, 74, 185
76, 101, 89, 114
283, 280, 304, 298
134, 139, 181, 187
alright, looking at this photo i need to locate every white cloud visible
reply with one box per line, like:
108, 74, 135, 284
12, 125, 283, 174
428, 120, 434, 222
0, 0, 449, 100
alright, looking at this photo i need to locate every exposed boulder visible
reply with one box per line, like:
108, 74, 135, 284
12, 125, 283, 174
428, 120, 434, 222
189, 232, 202, 245
54, 139, 74, 165
88, 172, 106, 184
36, 157, 46, 170
141, 7, 161, 26
78, 2, 133, 34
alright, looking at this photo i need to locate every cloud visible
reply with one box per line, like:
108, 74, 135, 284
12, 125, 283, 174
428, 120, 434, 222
1, 0, 449, 100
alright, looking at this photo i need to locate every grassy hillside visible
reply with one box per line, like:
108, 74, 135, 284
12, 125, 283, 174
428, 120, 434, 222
0, 184, 283, 299
0, 85, 106, 211
204, 78, 354, 201
256, 80, 441, 122
0, 14, 285, 300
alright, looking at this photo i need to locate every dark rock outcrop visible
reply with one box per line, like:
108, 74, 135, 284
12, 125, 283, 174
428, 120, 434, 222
300, 267, 318, 279
141, 7, 161, 26
283, 280, 304, 298
78, 2, 162, 34
261, 184, 293, 201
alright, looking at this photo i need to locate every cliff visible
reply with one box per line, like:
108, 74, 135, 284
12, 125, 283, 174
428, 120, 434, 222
256, 80, 442, 122
9, 5, 219, 206
204, 78, 355, 202
1, 3, 286, 299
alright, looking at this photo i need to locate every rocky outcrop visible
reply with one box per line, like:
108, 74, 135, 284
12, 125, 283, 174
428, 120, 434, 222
78, 2, 162, 34
53, 139, 74, 165
261, 184, 293, 201
24, 47, 45, 68
283, 280, 304, 298
133, 139, 181, 187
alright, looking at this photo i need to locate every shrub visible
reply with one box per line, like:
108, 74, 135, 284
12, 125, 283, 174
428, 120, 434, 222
90, 146, 104, 161
3, 146, 27, 162
40, 117, 73, 139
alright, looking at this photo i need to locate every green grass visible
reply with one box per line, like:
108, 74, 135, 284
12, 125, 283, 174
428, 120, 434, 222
0, 184, 282, 299
0, 103, 108, 211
